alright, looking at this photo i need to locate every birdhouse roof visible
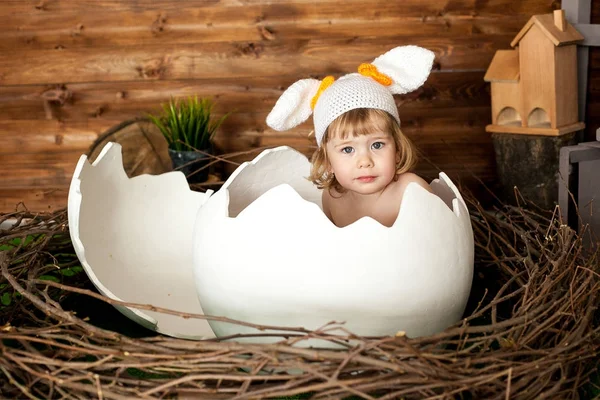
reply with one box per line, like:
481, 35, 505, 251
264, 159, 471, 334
484, 50, 519, 83
511, 13, 584, 47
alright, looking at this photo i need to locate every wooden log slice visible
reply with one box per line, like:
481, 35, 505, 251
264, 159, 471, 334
87, 118, 172, 177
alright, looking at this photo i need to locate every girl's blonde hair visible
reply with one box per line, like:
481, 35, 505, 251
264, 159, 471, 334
308, 108, 417, 192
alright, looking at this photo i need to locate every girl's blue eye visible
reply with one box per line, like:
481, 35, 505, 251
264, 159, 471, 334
371, 141, 384, 150
341, 147, 354, 154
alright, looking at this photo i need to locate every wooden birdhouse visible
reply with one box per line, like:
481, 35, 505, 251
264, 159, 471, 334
485, 10, 585, 136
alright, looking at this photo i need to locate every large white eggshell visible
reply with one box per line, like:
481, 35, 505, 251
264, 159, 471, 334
193, 146, 474, 342
68, 142, 215, 339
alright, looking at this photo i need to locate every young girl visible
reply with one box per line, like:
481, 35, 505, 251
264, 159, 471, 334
266, 45, 435, 227
309, 108, 432, 227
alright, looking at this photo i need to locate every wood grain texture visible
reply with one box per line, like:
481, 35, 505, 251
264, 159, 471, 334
3, 15, 529, 51
0, 72, 490, 120
0, 37, 510, 86
0, 120, 110, 154
0, 106, 493, 190
0, 0, 562, 212
554, 45, 580, 128
519, 25, 555, 126
0, 188, 68, 213
1, 0, 557, 18
1, 0, 555, 58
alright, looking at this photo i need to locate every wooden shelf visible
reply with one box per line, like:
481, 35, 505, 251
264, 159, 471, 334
486, 121, 585, 136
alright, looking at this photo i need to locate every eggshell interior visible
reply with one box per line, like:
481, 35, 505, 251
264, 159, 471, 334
193, 146, 474, 343
68, 142, 215, 339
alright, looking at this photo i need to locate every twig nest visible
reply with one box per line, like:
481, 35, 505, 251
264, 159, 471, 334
68, 142, 215, 339
193, 146, 474, 342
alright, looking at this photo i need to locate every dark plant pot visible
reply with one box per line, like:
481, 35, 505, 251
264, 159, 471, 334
491, 132, 578, 210
168, 149, 210, 184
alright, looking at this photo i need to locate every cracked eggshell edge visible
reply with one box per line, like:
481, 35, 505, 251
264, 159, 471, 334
68, 142, 215, 339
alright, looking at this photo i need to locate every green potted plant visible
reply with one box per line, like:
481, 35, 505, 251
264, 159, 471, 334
148, 96, 228, 183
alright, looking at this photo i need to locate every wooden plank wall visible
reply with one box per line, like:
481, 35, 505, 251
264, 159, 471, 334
586, 0, 600, 141
0, 0, 560, 212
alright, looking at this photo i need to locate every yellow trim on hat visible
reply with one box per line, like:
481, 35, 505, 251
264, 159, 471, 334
310, 76, 335, 110
358, 63, 392, 86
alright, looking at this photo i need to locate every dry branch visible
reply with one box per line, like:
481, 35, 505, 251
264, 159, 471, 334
0, 194, 599, 399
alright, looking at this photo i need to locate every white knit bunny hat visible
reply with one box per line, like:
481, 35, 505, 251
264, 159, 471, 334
266, 45, 435, 146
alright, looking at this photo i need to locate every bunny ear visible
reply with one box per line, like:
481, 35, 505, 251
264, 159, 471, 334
372, 45, 435, 95
266, 78, 321, 131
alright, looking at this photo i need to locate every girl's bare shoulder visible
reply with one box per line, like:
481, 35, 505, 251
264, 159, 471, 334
391, 172, 433, 194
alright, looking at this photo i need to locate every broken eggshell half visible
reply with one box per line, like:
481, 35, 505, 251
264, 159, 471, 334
68, 142, 215, 339
193, 146, 474, 343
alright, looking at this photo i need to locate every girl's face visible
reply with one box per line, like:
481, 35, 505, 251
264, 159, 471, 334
325, 130, 398, 195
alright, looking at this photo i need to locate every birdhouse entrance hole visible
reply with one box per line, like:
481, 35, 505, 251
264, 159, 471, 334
497, 107, 521, 126
527, 107, 550, 128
